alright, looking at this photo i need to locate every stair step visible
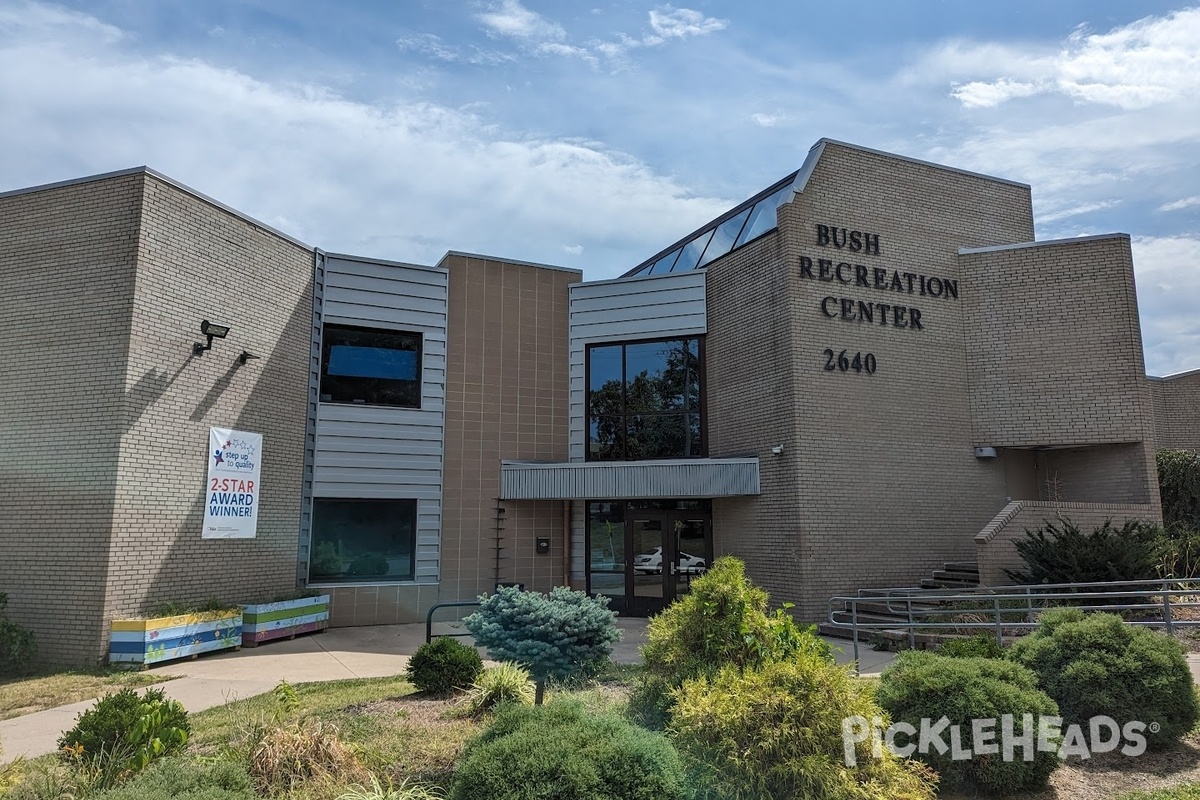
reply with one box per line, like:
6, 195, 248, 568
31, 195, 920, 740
943, 562, 980, 574
920, 578, 980, 590
930, 570, 980, 583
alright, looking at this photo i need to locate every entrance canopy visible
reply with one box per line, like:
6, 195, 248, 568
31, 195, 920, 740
499, 458, 760, 500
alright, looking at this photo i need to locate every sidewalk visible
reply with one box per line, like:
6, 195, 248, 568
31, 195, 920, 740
0, 620, 881, 765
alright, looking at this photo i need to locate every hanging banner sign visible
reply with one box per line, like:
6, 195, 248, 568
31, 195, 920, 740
202, 428, 263, 539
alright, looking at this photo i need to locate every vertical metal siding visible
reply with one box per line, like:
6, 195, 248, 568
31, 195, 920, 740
313, 255, 448, 582
568, 271, 708, 463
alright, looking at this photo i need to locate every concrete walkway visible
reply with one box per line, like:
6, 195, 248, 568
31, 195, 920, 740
0, 620, 887, 765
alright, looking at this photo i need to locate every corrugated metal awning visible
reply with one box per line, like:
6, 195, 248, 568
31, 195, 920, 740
499, 458, 760, 500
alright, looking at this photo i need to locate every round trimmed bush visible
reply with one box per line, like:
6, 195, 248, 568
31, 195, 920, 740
671, 652, 935, 800
876, 651, 1060, 794
1009, 608, 1200, 750
406, 637, 483, 695
450, 699, 687, 800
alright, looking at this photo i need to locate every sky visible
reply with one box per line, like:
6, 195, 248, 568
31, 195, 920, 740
0, 1, 1197, 375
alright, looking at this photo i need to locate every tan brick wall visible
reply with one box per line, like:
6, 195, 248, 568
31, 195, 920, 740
0, 175, 142, 664
962, 236, 1154, 447
975, 500, 1158, 585
100, 174, 313, 642
440, 254, 578, 603
709, 141, 1040, 619
1150, 372, 1200, 452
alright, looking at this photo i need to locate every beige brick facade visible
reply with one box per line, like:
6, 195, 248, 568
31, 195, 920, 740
1150, 370, 1200, 451
2, 138, 1195, 661
0, 171, 312, 664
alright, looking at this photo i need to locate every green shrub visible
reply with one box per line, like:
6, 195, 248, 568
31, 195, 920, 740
1156, 521, 1200, 579
406, 637, 484, 695
464, 586, 619, 704
347, 552, 389, 576
671, 654, 935, 800
465, 662, 535, 715
57, 687, 190, 786
642, 556, 831, 689
1009, 608, 1200, 749
625, 673, 674, 730
1005, 517, 1161, 586
937, 633, 1005, 659
876, 652, 1059, 794
311, 541, 344, 577
90, 758, 255, 800
1159, 449, 1200, 528
450, 699, 687, 800
0, 592, 37, 677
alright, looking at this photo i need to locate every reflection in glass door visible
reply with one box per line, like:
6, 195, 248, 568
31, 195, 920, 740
586, 501, 712, 615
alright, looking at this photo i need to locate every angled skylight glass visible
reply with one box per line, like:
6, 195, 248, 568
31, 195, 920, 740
622, 170, 798, 278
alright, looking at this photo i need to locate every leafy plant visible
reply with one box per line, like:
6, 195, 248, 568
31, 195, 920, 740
1159, 449, 1200, 528
641, 556, 831, 687
450, 699, 687, 800
1004, 517, 1161, 587
406, 637, 484, 695
56, 687, 190, 788
671, 653, 935, 800
149, 598, 240, 617
88, 757, 255, 800
311, 541, 344, 577
876, 652, 1060, 794
249, 718, 367, 795
464, 586, 619, 704
937, 633, 1005, 659
337, 774, 446, 800
464, 662, 535, 715
1009, 608, 1200, 750
0, 592, 37, 677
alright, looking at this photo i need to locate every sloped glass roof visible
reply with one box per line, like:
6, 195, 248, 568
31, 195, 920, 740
622, 170, 799, 278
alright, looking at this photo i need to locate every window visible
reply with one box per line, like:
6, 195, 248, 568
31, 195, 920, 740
587, 337, 703, 461
309, 498, 416, 583
320, 324, 421, 408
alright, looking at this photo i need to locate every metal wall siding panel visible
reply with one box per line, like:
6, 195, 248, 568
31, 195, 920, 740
567, 271, 708, 465
499, 459, 760, 499
314, 257, 448, 585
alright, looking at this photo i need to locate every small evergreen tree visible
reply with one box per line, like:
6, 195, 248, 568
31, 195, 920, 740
464, 586, 619, 704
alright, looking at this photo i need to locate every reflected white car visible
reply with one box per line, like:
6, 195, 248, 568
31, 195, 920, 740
632, 547, 707, 575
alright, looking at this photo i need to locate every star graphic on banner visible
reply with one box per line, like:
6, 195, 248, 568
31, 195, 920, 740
224, 440, 232, 448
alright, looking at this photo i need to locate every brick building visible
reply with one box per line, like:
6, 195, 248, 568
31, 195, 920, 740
0, 139, 1195, 664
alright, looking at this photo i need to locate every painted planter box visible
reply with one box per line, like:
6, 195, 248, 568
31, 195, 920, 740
240, 595, 330, 647
109, 610, 243, 666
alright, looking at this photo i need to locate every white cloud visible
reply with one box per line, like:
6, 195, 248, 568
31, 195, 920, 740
477, 0, 566, 43
1160, 196, 1200, 212
751, 112, 784, 128
562, 244, 584, 255
1036, 199, 1120, 223
1132, 235, 1200, 376
938, 7, 1200, 109
648, 7, 728, 40
0, 0, 123, 43
0, 4, 729, 279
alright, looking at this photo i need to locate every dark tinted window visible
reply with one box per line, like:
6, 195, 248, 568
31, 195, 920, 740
321, 324, 421, 408
309, 498, 416, 583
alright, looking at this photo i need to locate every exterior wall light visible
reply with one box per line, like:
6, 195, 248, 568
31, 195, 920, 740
771, 445, 784, 455
974, 446, 998, 459
193, 320, 231, 355
237, 350, 260, 365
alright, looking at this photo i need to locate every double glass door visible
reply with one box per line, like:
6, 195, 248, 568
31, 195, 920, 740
588, 502, 712, 615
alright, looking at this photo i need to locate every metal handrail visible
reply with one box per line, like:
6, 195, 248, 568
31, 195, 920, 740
827, 577, 1200, 673
425, 600, 481, 643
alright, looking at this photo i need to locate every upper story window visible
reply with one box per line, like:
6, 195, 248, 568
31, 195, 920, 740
320, 323, 422, 408
587, 338, 704, 461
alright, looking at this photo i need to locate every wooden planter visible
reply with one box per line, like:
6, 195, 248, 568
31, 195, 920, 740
109, 610, 243, 666
240, 595, 330, 647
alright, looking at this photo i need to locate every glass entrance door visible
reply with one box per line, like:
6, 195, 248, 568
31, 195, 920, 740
587, 500, 712, 616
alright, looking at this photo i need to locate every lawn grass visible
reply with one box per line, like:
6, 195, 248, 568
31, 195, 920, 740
0, 670, 170, 720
